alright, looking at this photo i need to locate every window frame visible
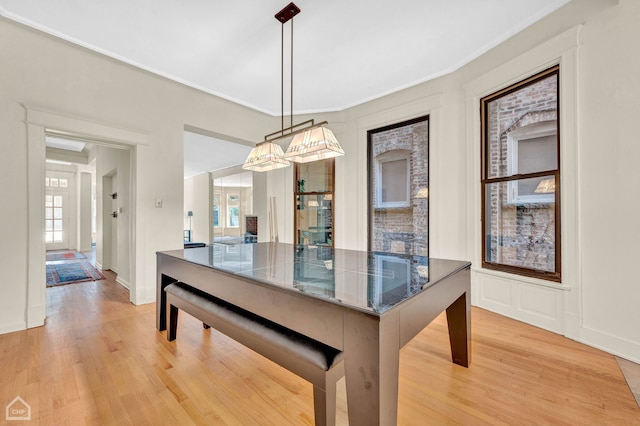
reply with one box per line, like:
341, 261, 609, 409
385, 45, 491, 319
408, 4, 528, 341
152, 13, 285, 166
480, 65, 561, 282
506, 120, 557, 204
226, 193, 240, 228
375, 152, 411, 209
366, 115, 429, 255
212, 192, 220, 228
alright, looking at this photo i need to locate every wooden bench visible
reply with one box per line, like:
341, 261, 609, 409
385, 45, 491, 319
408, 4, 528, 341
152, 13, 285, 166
164, 282, 344, 426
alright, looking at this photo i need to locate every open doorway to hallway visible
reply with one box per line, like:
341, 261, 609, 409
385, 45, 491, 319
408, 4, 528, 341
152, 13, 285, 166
44, 133, 132, 290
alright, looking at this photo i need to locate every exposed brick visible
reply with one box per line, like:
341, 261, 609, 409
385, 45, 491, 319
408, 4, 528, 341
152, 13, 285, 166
370, 120, 429, 256
485, 74, 557, 272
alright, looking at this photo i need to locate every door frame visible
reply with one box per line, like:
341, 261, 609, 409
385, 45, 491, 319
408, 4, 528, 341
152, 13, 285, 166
25, 104, 148, 328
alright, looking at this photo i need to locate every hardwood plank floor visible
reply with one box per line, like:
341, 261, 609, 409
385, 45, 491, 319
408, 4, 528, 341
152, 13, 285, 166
0, 271, 638, 425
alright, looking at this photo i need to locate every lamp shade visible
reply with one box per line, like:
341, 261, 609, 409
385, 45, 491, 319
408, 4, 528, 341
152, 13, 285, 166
534, 178, 556, 193
284, 126, 345, 163
414, 188, 429, 198
242, 142, 291, 172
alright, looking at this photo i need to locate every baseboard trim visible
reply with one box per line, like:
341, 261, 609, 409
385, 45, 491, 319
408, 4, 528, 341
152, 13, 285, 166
135, 297, 156, 305
578, 326, 640, 365
0, 321, 27, 335
116, 276, 130, 290
27, 303, 46, 328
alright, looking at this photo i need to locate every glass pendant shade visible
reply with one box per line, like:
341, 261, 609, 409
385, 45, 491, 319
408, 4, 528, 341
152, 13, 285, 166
242, 142, 291, 172
284, 126, 345, 163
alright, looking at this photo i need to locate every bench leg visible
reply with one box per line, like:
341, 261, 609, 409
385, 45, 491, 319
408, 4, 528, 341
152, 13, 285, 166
167, 304, 179, 341
313, 384, 336, 426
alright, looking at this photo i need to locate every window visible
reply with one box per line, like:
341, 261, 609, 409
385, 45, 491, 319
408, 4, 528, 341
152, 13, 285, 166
375, 152, 410, 208
368, 116, 429, 256
481, 66, 560, 281
45, 194, 63, 243
506, 121, 557, 203
213, 194, 220, 227
227, 194, 239, 227
45, 177, 67, 188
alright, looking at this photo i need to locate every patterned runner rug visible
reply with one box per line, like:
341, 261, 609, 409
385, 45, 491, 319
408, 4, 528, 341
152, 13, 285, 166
46, 251, 86, 262
46, 262, 105, 287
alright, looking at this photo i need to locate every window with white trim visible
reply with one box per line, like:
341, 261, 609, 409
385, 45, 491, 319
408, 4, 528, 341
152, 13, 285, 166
227, 193, 240, 228
506, 121, 558, 204
375, 151, 410, 209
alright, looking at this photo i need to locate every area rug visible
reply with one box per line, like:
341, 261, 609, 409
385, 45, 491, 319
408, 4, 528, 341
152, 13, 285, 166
46, 262, 106, 287
46, 251, 86, 262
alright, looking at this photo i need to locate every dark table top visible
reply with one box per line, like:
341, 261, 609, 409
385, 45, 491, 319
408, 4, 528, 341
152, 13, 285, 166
158, 242, 470, 315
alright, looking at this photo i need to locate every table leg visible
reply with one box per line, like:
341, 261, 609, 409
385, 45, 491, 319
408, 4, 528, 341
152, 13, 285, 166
445, 291, 471, 367
343, 311, 400, 426
156, 273, 177, 331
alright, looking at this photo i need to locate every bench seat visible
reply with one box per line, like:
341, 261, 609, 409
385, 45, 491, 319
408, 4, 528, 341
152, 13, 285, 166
164, 282, 344, 426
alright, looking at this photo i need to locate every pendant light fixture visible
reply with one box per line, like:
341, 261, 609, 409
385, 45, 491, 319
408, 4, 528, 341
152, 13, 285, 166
243, 2, 344, 172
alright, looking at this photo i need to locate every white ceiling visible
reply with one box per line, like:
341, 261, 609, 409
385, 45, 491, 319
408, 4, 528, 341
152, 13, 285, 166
184, 131, 252, 178
46, 136, 86, 152
4, 0, 569, 176
0, 0, 569, 115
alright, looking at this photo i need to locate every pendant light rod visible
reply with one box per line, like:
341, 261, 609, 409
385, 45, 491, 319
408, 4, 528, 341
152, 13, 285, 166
263, 119, 328, 143
275, 2, 300, 138
290, 15, 294, 130
281, 19, 284, 135
243, 2, 344, 172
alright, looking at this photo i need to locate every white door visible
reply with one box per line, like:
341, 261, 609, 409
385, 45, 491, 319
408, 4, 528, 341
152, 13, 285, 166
45, 191, 69, 250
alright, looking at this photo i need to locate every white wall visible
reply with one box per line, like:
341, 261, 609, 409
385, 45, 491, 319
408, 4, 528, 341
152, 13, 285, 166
0, 16, 274, 333
576, 0, 640, 358
96, 145, 131, 287
183, 172, 211, 243
77, 172, 93, 251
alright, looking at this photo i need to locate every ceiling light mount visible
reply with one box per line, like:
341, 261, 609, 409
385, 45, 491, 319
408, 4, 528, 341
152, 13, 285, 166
243, 2, 345, 172
275, 2, 300, 24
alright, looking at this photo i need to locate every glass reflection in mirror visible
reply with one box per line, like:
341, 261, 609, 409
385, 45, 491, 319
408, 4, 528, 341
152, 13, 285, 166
212, 171, 255, 244
295, 159, 334, 247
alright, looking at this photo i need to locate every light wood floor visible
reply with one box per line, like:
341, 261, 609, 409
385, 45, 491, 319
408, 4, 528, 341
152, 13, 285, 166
1, 271, 638, 425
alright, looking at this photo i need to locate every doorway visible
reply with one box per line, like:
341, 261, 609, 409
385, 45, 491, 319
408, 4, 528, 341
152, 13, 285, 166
43, 134, 133, 290
25, 106, 146, 329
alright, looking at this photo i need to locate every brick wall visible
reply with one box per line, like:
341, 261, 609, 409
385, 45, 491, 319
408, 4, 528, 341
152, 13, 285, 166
485, 74, 557, 272
370, 119, 429, 255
